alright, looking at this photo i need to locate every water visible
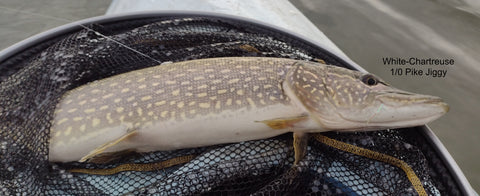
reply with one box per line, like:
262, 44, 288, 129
0, 0, 478, 191
0, 0, 111, 51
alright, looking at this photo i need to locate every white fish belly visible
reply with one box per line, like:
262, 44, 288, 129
130, 103, 310, 152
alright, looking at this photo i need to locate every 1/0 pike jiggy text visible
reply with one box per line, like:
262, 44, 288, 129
390, 68, 447, 78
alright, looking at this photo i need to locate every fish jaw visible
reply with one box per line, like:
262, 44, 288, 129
364, 91, 448, 127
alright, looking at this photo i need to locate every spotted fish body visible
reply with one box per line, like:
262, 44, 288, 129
49, 57, 448, 162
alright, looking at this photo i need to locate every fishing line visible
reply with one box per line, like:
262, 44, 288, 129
0, 5, 162, 64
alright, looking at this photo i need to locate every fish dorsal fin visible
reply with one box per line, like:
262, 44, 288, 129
283, 63, 331, 128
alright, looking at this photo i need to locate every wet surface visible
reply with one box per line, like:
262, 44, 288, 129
0, 0, 111, 52
292, 0, 480, 190
0, 0, 478, 191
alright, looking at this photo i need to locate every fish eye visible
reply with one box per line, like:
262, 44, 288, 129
361, 74, 378, 86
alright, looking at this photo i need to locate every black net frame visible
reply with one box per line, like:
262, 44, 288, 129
0, 12, 465, 195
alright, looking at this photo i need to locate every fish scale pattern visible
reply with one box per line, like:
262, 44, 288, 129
0, 15, 460, 195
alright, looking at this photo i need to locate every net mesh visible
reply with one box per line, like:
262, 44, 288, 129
0, 15, 462, 195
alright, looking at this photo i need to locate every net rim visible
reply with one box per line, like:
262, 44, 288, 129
0, 11, 354, 70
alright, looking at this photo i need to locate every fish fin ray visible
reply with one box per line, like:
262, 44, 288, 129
79, 130, 138, 163
255, 115, 308, 130
86, 149, 137, 164
293, 132, 308, 165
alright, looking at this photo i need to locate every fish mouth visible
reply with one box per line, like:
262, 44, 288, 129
423, 99, 449, 113
366, 90, 449, 127
327, 91, 449, 131
376, 90, 449, 113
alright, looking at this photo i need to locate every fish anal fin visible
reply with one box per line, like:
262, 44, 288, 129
87, 149, 137, 164
80, 130, 138, 163
293, 132, 308, 166
256, 115, 309, 130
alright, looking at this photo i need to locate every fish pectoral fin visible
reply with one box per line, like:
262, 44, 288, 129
293, 132, 308, 166
79, 130, 138, 163
255, 115, 309, 130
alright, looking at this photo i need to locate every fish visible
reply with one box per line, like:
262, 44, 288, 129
48, 57, 449, 163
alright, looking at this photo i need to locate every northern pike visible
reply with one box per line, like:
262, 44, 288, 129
49, 57, 448, 163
